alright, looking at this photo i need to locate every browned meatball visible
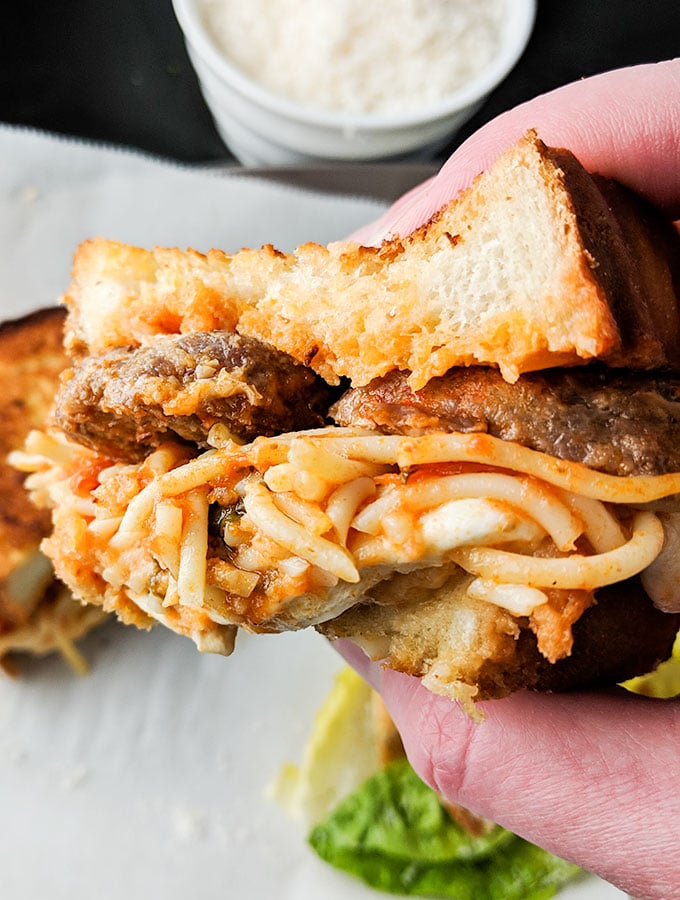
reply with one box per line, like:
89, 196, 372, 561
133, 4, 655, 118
55, 331, 332, 461
332, 365, 680, 477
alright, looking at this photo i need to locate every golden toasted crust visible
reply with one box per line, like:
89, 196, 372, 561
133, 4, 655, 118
61, 132, 680, 388
547, 151, 680, 369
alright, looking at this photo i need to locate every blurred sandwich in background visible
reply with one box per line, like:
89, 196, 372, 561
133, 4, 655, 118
0, 308, 106, 673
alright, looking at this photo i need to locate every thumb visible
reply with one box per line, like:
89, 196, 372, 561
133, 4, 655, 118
352, 59, 680, 244
338, 640, 680, 900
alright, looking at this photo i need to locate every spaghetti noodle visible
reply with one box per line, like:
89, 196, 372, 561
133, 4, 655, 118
11, 425, 680, 663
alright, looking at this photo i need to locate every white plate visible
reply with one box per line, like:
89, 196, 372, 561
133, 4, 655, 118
0, 126, 627, 899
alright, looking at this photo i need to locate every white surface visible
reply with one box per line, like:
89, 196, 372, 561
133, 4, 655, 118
0, 621, 627, 900
0, 125, 626, 899
171, 0, 536, 165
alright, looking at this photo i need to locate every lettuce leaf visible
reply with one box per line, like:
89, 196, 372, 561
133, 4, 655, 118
308, 758, 580, 898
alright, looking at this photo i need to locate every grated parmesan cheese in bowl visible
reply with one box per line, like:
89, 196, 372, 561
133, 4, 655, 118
199, 0, 505, 116
172, 0, 536, 164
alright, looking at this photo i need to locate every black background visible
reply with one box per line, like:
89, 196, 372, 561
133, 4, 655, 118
1, 1, 679, 165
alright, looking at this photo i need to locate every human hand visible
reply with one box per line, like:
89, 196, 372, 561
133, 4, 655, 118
352, 59, 680, 245
341, 59, 680, 900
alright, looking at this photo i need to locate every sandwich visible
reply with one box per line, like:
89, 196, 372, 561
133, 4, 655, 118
13, 131, 680, 705
0, 308, 106, 672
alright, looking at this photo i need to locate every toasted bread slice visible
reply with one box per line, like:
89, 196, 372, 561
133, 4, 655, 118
0, 308, 106, 669
318, 572, 680, 707
62, 131, 680, 387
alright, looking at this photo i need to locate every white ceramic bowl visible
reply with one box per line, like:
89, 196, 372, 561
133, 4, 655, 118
172, 0, 536, 166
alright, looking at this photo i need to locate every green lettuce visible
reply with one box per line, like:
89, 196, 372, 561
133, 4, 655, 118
308, 757, 580, 898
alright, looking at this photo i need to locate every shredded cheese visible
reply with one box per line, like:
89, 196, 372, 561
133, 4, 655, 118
200, 0, 505, 115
